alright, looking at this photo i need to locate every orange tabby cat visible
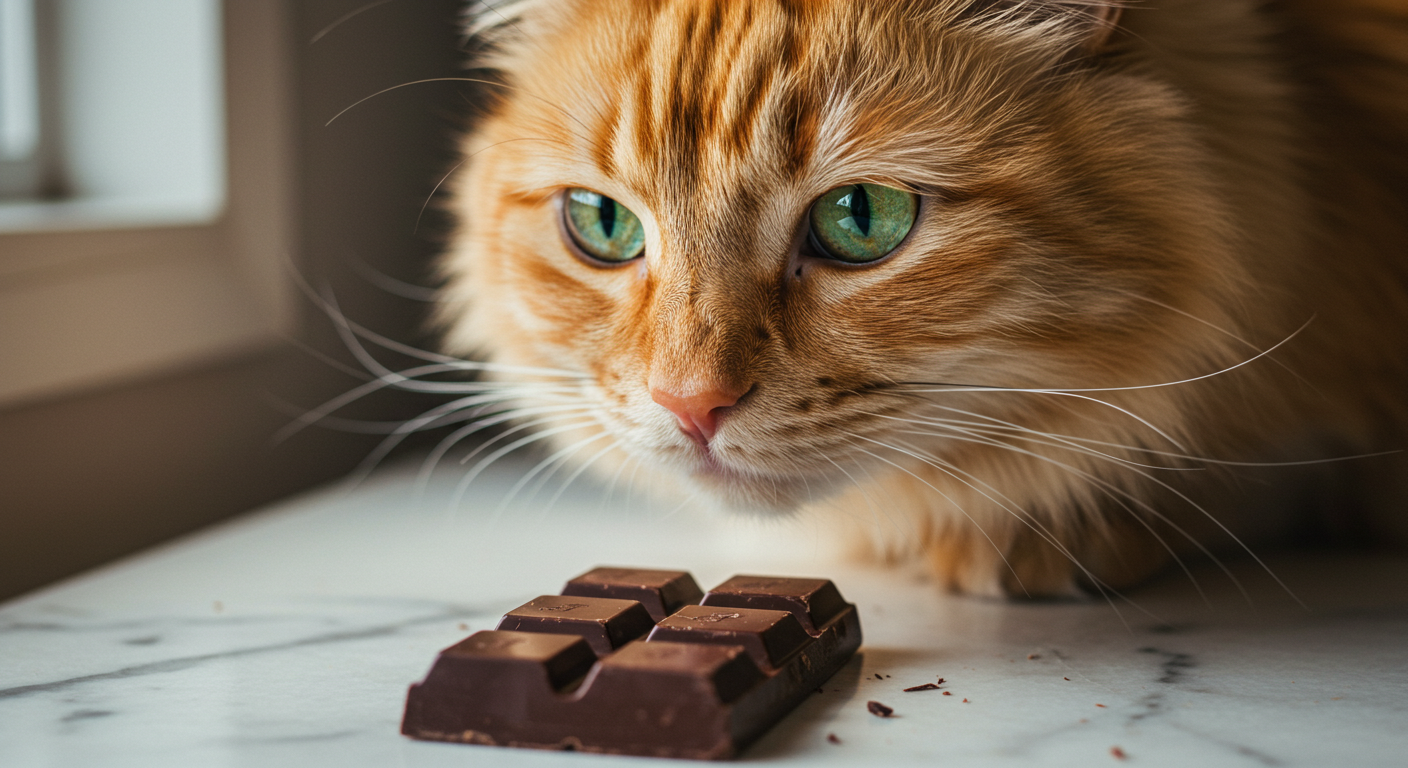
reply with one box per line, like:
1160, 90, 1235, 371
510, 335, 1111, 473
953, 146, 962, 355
437, 0, 1408, 597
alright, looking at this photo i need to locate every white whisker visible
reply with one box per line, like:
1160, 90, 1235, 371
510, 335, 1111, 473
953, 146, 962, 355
841, 439, 1028, 596
888, 434, 1197, 613
544, 440, 622, 516
494, 430, 612, 519
417, 404, 595, 490
454, 418, 602, 518
850, 431, 1132, 615
885, 423, 1253, 606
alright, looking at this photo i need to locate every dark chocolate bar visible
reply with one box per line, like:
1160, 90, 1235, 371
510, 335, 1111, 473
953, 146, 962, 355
401, 567, 862, 760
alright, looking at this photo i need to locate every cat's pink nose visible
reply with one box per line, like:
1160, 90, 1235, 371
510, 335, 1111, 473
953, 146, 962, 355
649, 381, 747, 446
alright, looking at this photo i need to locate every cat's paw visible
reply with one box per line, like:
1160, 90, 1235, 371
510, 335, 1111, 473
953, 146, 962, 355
925, 517, 1173, 599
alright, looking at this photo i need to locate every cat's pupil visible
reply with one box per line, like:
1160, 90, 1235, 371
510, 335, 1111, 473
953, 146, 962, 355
599, 197, 617, 238
848, 184, 871, 236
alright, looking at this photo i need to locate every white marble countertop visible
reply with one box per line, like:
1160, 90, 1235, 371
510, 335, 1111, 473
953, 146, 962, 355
2, 458, 1406, 767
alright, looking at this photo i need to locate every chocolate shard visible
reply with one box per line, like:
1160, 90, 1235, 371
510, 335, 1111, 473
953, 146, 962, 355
867, 700, 895, 717
562, 567, 705, 622
701, 575, 849, 634
647, 605, 810, 670
496, 595, 655, 657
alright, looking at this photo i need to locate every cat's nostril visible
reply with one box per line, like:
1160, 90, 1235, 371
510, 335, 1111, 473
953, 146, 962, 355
649, 382, 748, 445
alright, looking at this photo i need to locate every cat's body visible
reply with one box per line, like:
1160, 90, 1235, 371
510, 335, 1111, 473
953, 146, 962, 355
439, 0, 1408, 597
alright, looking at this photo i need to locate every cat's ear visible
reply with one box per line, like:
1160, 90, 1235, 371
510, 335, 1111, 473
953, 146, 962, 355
963, 1, 1125, 53
463, 0, 557, 39
1076, 2, 1124, 51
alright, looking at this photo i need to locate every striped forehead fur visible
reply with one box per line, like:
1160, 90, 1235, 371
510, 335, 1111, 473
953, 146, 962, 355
465, 0, 1145, 196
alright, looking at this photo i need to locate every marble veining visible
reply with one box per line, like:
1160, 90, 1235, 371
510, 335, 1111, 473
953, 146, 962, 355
1, 458, 1405, 767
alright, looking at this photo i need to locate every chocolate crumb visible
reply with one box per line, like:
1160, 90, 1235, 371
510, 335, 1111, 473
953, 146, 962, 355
1111, 746, 1127, 760
943, 691, 952, 696
827, 733, 842, 745
874, 673, 884, 681
903, 683, 941, 692
936, 678, 945, 685
866, 700, 895, 718
816, 688, 824, 694
1028, 653, 1040, 660
1064, 677, 1071, 681
1096, 704, 1107, 708
962, 698, 970, 703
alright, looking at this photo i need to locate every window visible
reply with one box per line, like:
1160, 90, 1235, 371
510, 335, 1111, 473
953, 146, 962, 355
0, 0, 295, 406
0, 0, 41, 198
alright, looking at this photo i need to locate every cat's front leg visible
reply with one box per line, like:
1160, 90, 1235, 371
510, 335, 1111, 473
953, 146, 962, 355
929, 514, 1174, 599
825, 477, 1176, 599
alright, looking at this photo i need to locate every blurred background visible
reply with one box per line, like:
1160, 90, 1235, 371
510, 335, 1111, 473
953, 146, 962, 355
0, 0, 473, 601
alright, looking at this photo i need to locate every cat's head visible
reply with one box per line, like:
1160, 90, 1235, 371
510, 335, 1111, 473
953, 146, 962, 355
439, 0, 1239, 512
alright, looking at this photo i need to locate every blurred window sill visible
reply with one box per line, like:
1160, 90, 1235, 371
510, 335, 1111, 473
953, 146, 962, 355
0, 196, 221, 234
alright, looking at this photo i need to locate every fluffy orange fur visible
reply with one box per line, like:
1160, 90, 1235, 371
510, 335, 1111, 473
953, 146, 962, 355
438, 0, 1408, 597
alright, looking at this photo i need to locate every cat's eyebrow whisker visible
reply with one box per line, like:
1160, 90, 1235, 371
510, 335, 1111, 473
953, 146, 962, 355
414, 136, 563, 236
325, 76, 597, 149
308, 0, 401, 44
892, 425, 1252, 607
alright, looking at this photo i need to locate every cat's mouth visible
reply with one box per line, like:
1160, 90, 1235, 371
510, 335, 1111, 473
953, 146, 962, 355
672, 443, 827, 514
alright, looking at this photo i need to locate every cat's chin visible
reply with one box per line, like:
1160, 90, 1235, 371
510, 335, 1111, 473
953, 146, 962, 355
678, 461, 837, 517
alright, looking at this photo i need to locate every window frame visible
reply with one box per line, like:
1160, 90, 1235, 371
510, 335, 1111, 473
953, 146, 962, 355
0, 0, 296, 407
0, 0, 43, 197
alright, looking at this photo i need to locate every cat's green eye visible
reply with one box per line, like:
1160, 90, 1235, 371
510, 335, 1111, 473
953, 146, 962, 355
808, 183, 918, 264
563, 188, 646, 264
